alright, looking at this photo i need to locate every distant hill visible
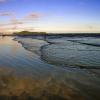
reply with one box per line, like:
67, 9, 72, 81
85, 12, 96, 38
13, 31, 47, 36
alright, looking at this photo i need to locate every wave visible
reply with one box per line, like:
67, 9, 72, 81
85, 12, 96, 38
15, 36, 100, 69
41, 37, 100, 69
14, 36, 49, 56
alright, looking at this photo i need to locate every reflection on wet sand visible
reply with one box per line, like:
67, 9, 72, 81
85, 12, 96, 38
0, 67, 100, 100
0, 36, 100, 100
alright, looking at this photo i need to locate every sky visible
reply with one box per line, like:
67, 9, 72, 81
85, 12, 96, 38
0, 0, 100, 34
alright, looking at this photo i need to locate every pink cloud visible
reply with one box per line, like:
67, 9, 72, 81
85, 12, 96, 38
0, 12, 44, 32
0, 12, 23, 30
26, 12, 42, 20
0, 12, 12, 16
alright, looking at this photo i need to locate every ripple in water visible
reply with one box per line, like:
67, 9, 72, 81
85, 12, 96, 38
40, 37, 100, 69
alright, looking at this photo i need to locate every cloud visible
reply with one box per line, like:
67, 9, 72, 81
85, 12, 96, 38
0, 12, 22, 22
0, 21, 23, 27
0, 12, 43, 32
0, 12, 12, 16
0, 12, 24, 30
0, 12, 42, 24
26, 12, 42, 20
0, 12, 16, 23
0, 0, 7, 3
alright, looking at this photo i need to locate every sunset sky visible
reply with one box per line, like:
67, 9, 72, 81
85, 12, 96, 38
0, 0, 100, 33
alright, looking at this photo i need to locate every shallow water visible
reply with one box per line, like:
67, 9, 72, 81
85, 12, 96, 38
41, 37, 100, 69
0, 36, 100, 100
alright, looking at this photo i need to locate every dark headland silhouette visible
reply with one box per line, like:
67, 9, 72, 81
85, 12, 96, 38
0, 31, 100, 37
